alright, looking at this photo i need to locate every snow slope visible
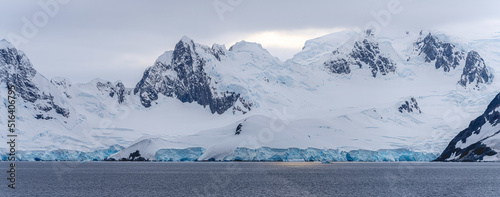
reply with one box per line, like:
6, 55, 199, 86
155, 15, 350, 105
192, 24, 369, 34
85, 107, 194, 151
435, 92, 500, 161
1, 30, 499, 161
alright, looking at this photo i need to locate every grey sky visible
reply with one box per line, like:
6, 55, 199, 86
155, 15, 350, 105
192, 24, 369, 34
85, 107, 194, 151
1, 0, 499, 86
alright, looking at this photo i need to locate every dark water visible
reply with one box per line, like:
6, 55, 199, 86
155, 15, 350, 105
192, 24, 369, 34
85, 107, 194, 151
1, 162, 500, 197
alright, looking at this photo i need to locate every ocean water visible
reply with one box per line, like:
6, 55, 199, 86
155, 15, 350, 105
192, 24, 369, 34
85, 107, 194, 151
1, 162, 499, 196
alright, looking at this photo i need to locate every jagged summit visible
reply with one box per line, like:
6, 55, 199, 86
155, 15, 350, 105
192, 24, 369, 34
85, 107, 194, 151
0, 41, 38, 102
458, 50, 493, 88
0, 39, 15, 49
173, 36, 196, 58
0, 42, 71, 120
292, 30, 359, 66
95, 80, 128, 104
227, 40, 282, 66
210, 43, 227, 61
411, 32, 493, 89
415, 33, 465, 72
323, 32, 397, 77
179, 35, 194, 44
229, 41, 266, 52
134, 36, 250, 114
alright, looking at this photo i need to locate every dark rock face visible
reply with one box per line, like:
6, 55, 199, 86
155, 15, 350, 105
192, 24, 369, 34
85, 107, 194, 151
350, 39, 396, 77
0, 45, 39, 103
96, 81, 128, 104
114, 82, 126, 104
458, 51, 492, 88
324, 58, 350, 74
35, 114, 53, 120
210, 44, 226, 61
50, 78, 72, 98
398, 97, 421, 113
134, 38, 248, 114
435, 93, 500, 161
235, 123, 242, 135
324, 39, 396, 77
38, 93, 70, 118
0, 41, 70, 118
415, 33, 465, 72
118, 150, 147, 161
232, 97, 253, 115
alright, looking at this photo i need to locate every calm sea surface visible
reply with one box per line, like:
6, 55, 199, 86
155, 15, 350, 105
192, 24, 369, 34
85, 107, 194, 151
1, 162, 499, 197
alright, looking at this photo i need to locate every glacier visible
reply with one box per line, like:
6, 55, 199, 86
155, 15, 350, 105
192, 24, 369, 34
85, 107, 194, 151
1, 30, 500, 162
155, 147, 205, 161
0, 147, 436, 162
0, 145, 123, 161
220, 147, 438, 162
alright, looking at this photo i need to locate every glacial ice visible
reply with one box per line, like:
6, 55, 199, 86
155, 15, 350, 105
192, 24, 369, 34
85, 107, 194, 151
1, 146, 437, 162
0, 145, 123, 161
155, 147, 205, 161
221, 147, 438, 162
154, 147, 437, 162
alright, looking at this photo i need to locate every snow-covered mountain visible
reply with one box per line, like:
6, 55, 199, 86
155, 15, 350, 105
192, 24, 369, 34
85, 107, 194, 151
1, 30, 499, 162
435, 92, 500, 162
414, 32, 465, 73
0, 40, 72, 121
458, 50, 493, 89
134, 37, 250, 114
323, 31, 397, 77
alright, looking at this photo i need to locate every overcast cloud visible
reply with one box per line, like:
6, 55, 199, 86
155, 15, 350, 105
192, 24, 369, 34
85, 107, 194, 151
1, 0, 499, 86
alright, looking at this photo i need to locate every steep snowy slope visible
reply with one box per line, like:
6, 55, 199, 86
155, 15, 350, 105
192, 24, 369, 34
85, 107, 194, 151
1, 30, 499, 162
435, 92, 500, 162
0, 40, 73, 122
133, 36, 320, 116
0, 38, 250, 158
0, 39, 87, 152
111, 31, 499, 161
134, 37, 253, 114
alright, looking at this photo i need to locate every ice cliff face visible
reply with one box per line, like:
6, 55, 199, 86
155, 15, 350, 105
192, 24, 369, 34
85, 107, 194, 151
436, 93, 500, 162
134, 37, 249, 114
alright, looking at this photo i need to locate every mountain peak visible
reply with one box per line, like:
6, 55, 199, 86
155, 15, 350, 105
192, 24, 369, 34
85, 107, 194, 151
415, 31, 465, 72
0, 39, 30, 69
228, 41, 266, 53
173, 36, 196, 54
458, 50, 492, 88
211, 43, 226, 51
179, 36, 194, 44
0, 39, 15, 49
